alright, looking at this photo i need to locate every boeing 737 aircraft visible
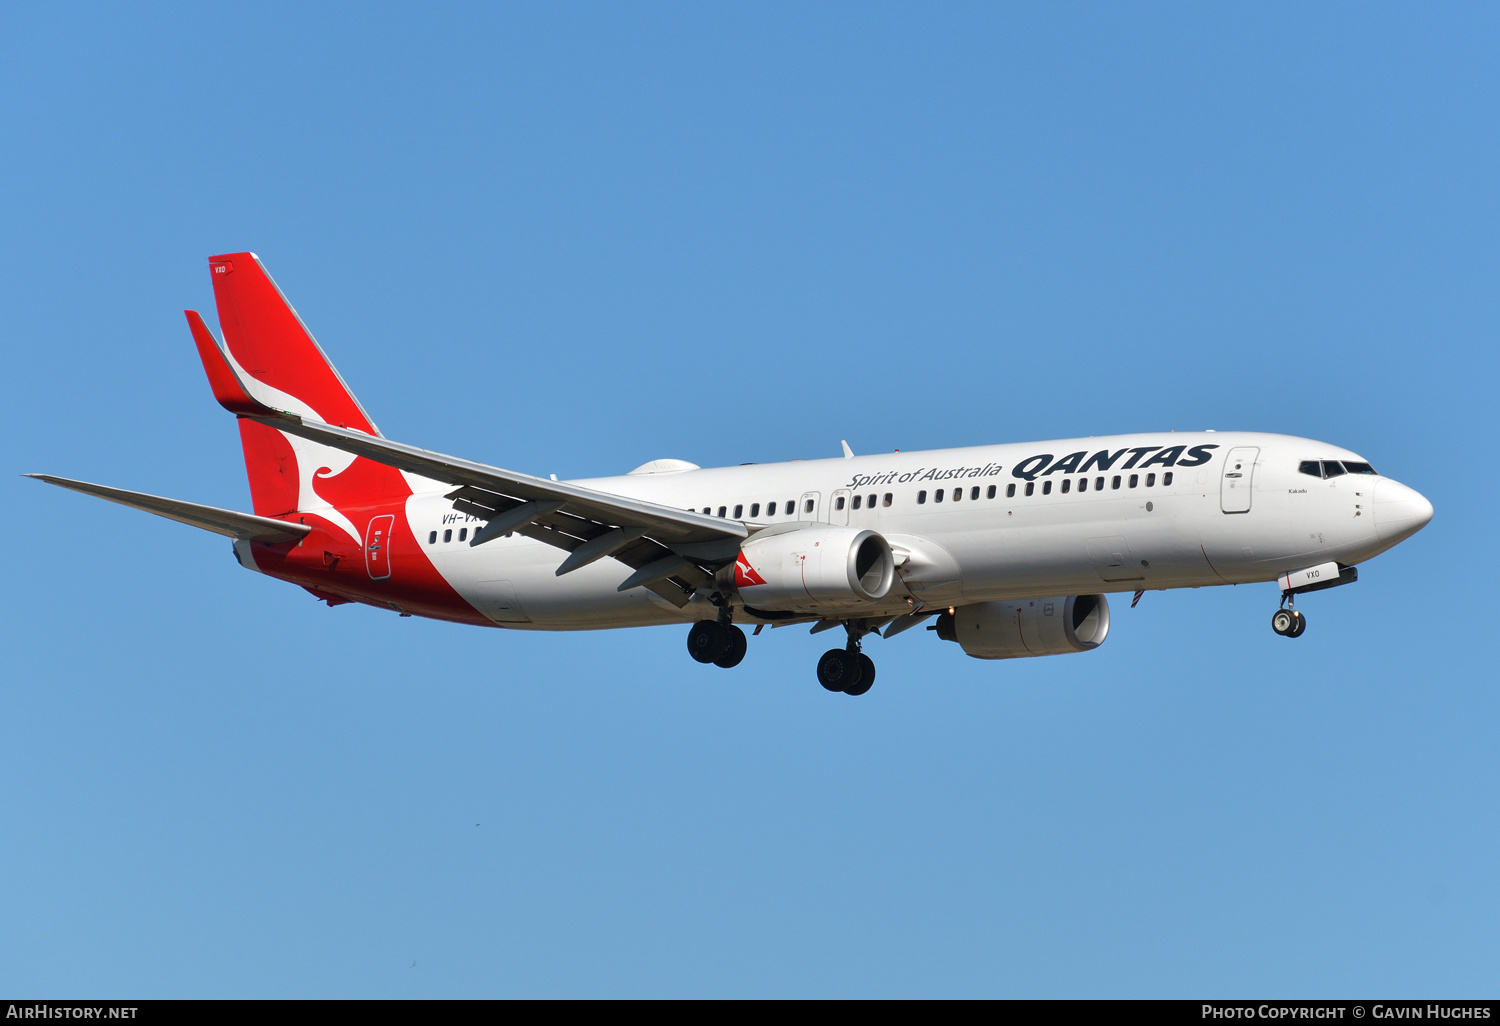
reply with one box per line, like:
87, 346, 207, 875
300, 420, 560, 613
30, 253, 1434, 695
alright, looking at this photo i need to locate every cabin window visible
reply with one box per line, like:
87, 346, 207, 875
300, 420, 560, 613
1061, 479, 1071, 494
835, 496, 845, 511
786, 500, 795, 514
428, 531, 437, 544
917, 490, 927, 504
459, 527, 468, 541
750, 503, 760, 518
733, 504, 743, 519
1146, 473, 1156, 487
1096, 476, 1105, 491
1129, 474, 1138, 488
1076, 478, 1085, 493
1321, 461, 1346, 478
882, 492, 893, 507
868, 494, 877, 508
1112, 475, 1121, 489
1344, 461, 1378, 475
1042, 480, 1052, 495
951, 488, 961, 502
970, 486, 980, 500
852, 494, 862, 509
443, 529, 452, 543
1163, 472, 1174, 486
804, 499, 814, 513
765, 501, 776, 516
702, 507, 711, 515
712, 506, 722, 518
1025, 482, 1034, 496
1006, 483, 1015, 498
934, 489, 945, 503
987, 485, 997, 499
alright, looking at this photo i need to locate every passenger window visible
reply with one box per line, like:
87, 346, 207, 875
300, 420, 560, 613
1042, 480, 1052, 495
1112, 475, 1121, 489
717, 506, 726, 518
1129, 474, 1138, 488
429, 531, 437, 544
751, 503, 761, 518
734, 504, 743, 519
1146, 474, 1156, 487
835, 496, 845, 511
934, 489, 944, 503
1322, 461, 1346, 478
868, 494, 877, 508
851, 495, 862, 510
1096, 476, 1105, 490
702, 507, 711, 515
882, 493, 892, 507
804, 499, 814, 513
917, 490, 927, 504
1025, 482, 1034, 496
971, 486, 980, 500
459, 527, 468, 541
766, 501, 776, 516
1163, 472, 1173, 486
1299, 461, 1323, 478
1343, 461, 1378, 475
1006, 483, 1015, 498
952, 488, 961, 501
987, 485, 996, 499
1061, 479, 1071, 494
443, 529, 452, 543
786, 500, 795, 514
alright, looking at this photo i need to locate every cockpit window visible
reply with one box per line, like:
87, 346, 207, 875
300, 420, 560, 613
1342, 461, 1377, 475
1299, 461, 1323, 478
1322, 460, 1347, 478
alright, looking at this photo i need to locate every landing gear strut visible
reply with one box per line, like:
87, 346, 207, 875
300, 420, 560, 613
1271, 595, 1307, 638
815, 623, 877, 696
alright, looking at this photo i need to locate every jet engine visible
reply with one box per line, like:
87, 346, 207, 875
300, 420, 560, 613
933, 594, 1110, 660
734, 525, 896, 613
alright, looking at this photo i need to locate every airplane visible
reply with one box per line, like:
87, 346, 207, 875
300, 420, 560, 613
29, 253, 1434, 696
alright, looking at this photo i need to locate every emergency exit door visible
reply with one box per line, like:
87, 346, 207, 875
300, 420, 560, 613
1220, 447, 1259, 514
365, 514, 395, 579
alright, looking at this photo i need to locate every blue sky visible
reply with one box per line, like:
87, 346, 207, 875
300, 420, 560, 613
2, 3, 1496, 997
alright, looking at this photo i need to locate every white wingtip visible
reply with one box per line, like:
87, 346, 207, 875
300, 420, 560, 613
841, 440, 854, 459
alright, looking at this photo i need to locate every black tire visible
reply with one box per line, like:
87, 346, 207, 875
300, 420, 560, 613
1271, 609, 1294, 636
687, 620, 728, 663
844, 654, 876, 696
714, 625, 748, 668
816, 648, 861, 692
1288, 610, 1307, 638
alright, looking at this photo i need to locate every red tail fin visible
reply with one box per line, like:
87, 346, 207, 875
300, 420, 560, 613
206, 253, 379, 434
191, 253, 406, 528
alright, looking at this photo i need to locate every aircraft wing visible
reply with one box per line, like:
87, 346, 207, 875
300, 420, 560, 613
26, 474, 312, 544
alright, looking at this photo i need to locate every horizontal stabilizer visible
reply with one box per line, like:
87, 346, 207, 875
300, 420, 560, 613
25, 474, 311, 544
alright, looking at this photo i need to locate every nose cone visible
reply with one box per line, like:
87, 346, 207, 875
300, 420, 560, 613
1373, 479, 1434, 544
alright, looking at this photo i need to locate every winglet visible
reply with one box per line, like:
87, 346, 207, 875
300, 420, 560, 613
186, 310, 268, 416
841, 440, 855, 459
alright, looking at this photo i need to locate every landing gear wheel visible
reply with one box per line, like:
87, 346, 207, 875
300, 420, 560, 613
816, 648, 862, 693
713, 625, 748, 668
1288, 609, 1307, 638
687, 620, 729, 664
843, 654, 876, 696
1271, 609, 1295, 636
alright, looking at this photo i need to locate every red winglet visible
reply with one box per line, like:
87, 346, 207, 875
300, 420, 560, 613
186, 310, 267, 416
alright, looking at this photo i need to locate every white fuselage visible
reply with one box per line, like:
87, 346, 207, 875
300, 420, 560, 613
402, 431, 1430, 630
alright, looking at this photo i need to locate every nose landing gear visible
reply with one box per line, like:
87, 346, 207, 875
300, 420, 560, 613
1271, 601, 1307, 638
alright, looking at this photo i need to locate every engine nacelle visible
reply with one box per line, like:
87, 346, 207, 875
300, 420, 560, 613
734, 525, 896, 613
934, 595, 1110, 660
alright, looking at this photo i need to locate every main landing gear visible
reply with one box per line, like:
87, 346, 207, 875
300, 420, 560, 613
1271, 596, 1307, 638
816, 623, 876, 697
687, 619, 747, 668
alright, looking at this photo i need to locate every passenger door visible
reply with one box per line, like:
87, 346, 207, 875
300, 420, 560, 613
1220, 447, 1259, 514
364, 514, 395, 580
